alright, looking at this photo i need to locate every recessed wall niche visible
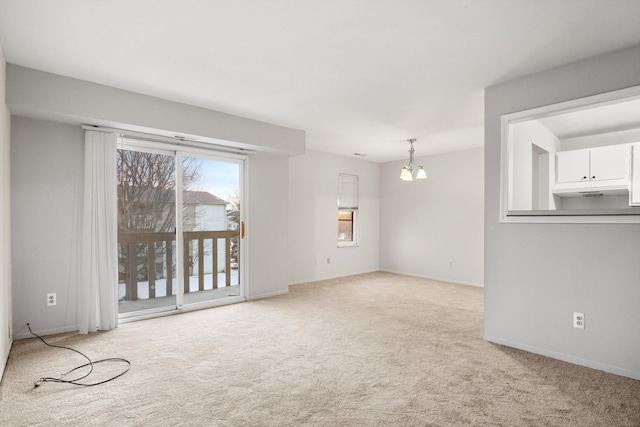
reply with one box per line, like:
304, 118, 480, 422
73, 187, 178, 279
500, 85, 640, 223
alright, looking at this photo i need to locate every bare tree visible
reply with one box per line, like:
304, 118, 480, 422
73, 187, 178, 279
117, 150, 201, 233
117, 150, 201, 284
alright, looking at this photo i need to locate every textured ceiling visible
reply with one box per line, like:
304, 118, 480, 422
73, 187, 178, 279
1, 0, 640, 162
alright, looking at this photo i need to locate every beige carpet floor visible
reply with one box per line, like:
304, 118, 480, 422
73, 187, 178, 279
1, 272, 639, 426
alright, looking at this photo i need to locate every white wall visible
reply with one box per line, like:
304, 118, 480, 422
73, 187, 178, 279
6, 65, 304, 156
247, 153, 290, 297
510, 121, 558, 210
11, 117, 84, 336
485, 44, 640, 380
0, 42, 12, 380
379, 147, 484, 286
288, 150, 380, 284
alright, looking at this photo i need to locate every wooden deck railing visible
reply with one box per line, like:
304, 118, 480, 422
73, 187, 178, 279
183, 230, 239, 293
118, 230, 239, 301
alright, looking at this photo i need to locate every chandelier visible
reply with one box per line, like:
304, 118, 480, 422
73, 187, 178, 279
399, 138, 427, 181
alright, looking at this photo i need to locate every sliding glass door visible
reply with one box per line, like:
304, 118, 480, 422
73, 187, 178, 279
182, 156, 241, 305
117, 142, 244, 318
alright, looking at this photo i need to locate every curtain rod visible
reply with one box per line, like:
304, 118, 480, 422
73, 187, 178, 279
82, 125, 257, 155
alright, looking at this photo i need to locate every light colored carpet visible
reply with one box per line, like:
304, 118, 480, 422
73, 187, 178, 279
1, 272, 639, 426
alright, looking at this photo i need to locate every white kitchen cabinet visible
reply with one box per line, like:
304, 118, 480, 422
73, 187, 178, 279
557, 144, 627, 183
556, 149, 590, 183
589, 144, 628, 181
553, 144, 629, 197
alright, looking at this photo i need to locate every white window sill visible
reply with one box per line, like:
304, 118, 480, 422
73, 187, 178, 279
337, 243, 359, 248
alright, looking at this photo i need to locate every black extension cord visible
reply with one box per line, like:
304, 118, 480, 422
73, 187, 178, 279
27, 323, 131, 387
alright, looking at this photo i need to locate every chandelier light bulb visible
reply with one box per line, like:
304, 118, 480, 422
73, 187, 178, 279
398, 138, 427, 181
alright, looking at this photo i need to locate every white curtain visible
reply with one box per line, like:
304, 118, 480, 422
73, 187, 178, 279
79, 131, 118, 334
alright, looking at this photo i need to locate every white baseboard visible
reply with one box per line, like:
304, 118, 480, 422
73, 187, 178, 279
246, 288, 288, 301
13, 324, 78, 341
379, 269, 484, 288
484, 334, 640, 381
288, 269, 380, 286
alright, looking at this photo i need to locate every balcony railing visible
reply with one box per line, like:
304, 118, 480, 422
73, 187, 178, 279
118, 230, 240, 302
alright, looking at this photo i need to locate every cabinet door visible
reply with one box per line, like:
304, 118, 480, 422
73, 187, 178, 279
556, 150, 590, 183
590, 144, 628, 181
630, 143, 640, 206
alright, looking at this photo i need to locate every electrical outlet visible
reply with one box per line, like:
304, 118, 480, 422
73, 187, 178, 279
573, 312, 585, 329
449, 260, 453, 267
47, 293, 56, 306
327, 257, 331, 264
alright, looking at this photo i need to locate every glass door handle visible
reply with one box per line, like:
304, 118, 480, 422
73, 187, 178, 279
241, 221, 245, 239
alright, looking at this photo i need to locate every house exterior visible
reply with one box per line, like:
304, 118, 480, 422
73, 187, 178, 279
183, 190, 230, 277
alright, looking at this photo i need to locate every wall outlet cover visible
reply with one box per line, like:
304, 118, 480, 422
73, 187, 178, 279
573, 312, 585, 329
47, 293, 56, 306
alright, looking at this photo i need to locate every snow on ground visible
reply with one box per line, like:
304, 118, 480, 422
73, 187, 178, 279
119, 270, 239, 300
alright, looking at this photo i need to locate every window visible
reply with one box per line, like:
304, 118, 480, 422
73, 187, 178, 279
338, 210, 354, 241
338, 173, 358, 246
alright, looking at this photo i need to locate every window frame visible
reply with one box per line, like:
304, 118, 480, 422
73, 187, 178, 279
117, 137, 248, 322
